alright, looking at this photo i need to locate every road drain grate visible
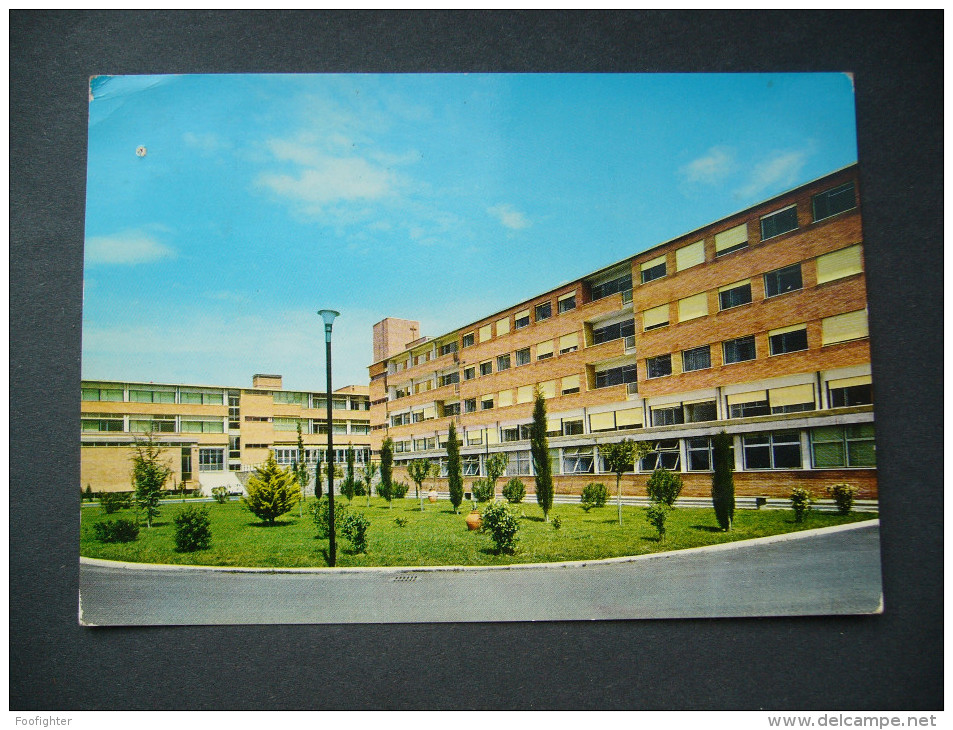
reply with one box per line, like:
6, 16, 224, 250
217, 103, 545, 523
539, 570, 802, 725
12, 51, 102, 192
393, 575, 418, 582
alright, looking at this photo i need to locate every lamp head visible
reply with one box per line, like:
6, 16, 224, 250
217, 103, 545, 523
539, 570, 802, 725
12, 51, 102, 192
317, 309, 340, 341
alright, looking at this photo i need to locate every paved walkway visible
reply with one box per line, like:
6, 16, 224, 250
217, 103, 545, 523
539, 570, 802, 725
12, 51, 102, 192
79, 521, 882, 625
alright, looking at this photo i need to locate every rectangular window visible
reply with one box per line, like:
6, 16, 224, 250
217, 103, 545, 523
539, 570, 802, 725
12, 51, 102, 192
827, 375, 873, 408
535, 302, 552, 321
764, 264, 803, 298
615, 408, 643, 430
591, 273, 633, 301
651, 406, 684, 427
273, 391, 307, 405
678, 292, 708, 322
81, 415, 124, 432
439, 341, 458, 356
646, 354, 672, 379
536, 340, 554, 360
594, 365, 637, 388
438, 372, 460, 387
743, 431, 802, 470
198, 448, 225, 472
129, 388, 175, 404
130, 416, 175, 434
687, 436, 713, 472
180, 418, 225, 434
723, 335, 756, 364
443, 402, 461, 416
561, 374, 581, 395
505, 451, 532, 476
562, 420, 584, 436
718, 280, 752, 310
822, 310, 869, 346
462, 455, 481, 476
514, 309, 530, 329
497, 354, 511, 371
559, 333, 579, 354
589, 411, 616, 433
462, 333, 475, 348
515, 347, 531, 366
501, 427, 520, 443
592, 318, 635, 344
516, 385, 534, 404
464, 398, 477, 414
675, 240, 705, 271
640, 440, 680, 471
813, 181, 856, 222
682, 345, 711, 372
760, 205, 799, 240
729, 398, 770, 418
496, 316, 510, 337
479, 324, 493, 343
82, 386, 124, 402
816, 244, 863, 284
811, 423, 875, 468
181, 389, 225, 405
684, 400, 717, 423
640, 255, 666, 284
481, 397, 494, 410
479, 361, 492, 376
769, 384, 815, 414
563, 446, 594, 474
769, 325, 808, 355
558, 292, 576, 313
714, 222, 748, 256
642, 304, 669, 331
463, 366, 476, 381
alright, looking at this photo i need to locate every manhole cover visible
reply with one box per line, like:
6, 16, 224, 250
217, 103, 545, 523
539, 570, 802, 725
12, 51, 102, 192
393, 575, 418, 582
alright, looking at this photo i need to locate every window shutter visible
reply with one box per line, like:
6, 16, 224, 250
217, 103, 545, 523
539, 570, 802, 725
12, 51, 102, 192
640, 254, 666, 273
496, 317, 510, 336
517, 385, 534, 404
642, 304, 669, 329
561, 374, 580, 392
515, 309, 529, 321
822, 310, 869, 345
422, 405, 436, 419
677, 293, 708, 322
715, 223, 748, 253
546, 418, 561, 433
718, 278, 751, 294
540, 380, 557, 398
675, 240, 705, 271
479, 324, 492, 342
559, 333, 578, 350
726, 390, 767, 406
498, 390, 514, 407
614, 408, 643, 427
589, 411, 616, 431
768, 323, 807, 337
769, 384, 815, 408
827, 374, 872, 390
485, 428, 500, 445
467, 431, 482, 445
816, 244, 863, 284
536, 340, 554, 358
558, 291, 576, 303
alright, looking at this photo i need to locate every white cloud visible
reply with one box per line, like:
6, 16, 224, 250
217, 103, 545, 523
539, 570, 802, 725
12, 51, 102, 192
735, 149, 809, 199
182, 131, 230, 154
681, 146, 735, 184
85, 230, 175, 265
487, 204, 530, 230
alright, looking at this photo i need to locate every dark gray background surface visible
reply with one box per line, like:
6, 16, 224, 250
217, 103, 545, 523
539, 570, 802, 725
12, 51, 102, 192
10, 10, 942, 710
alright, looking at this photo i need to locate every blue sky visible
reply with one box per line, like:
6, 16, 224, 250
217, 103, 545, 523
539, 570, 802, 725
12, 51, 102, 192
82, 73, 858, 391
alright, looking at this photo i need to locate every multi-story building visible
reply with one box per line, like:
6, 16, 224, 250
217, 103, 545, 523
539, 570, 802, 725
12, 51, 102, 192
368, 164, 877, 500
81, 373, 371, 494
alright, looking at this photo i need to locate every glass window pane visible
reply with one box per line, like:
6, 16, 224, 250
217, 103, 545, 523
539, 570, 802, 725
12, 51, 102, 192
847, 441, 876, 467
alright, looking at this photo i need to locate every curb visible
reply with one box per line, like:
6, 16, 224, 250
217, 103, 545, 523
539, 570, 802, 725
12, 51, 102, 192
80, 517, 879, 575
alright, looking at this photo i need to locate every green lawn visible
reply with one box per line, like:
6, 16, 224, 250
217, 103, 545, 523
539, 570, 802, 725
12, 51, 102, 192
79, 497, 877, 568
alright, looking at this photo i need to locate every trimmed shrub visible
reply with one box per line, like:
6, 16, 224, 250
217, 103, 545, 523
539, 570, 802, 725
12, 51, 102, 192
93, 518, 140, 543
580, 482, 609, 511
790, 486, 813, 523
502, 478, 526, 504
211, 486, 229, 504
551, 515, 562, 531
827, 483, 857, 515
646, 468, 683, 507
480, 500, 520, 554
472, 478, 494, 504
646, 503, 668, 541
172, 505, 212, 552
242, 455, 300, 523
340, 513, 370, 553
311, 498, 348, 539
99, 491, 132, 514
391, 481, 409, 500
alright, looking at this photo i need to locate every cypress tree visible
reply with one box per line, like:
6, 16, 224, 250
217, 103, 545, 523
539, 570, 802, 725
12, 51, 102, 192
712, 431, 735, 531
530, 389, 553, 522
314, 458, 323, 500
380, 437, 394, 496
447, 422, 464, 514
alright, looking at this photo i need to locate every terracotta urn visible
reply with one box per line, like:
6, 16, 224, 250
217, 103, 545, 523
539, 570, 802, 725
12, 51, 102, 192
428, 490, 438, 503
465, 509, 482, 531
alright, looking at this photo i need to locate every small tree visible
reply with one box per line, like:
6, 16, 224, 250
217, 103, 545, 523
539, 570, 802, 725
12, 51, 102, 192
790, 486, 813, 523
472, 478, 494, 503
340, 445, 357, 502
242, 455, 300, 524
711, 431, 735, 531
131, 431, 173, 528
599, 439, 651, 526
407, 458, 433, 502
646, 503, 668, 541
530, 388, 554, 522
580, 482, 609, 512
480, 500, 520, 555
295, 422, 310, 516
380, 438, 394, 498
827, 483, 857, 515
502, 478, 525, 504
340, 513, 370, 554
362, 459, 379, 507
646, 468, 683, 508
484, 452, 509, 501
447, 423, 464, 513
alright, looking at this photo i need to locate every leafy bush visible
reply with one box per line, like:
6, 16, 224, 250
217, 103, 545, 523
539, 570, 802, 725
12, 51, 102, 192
172, 505, 212, 552
646, 468, 683, 507
580, 482, 609, 511
93, 518, 140, 543
99, 491, 132, 514
391, 481, 409, 499
394, 516, 408, 528
480, 500, 520, 554
472, 478, 494, 503
211, 486, 229, 504
826, 483, 857, 515
646, 503, 668, 541
242, 455, 300, 523
311, 498, 348, 539
790, 486, 813, 523
502, 478, 526, 504
340, 513, 370, 553
84, 485, 94, 502
551, 515, 562, 531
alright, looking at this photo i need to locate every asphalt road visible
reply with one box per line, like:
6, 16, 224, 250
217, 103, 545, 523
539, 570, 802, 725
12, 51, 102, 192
79, 521, 882, 625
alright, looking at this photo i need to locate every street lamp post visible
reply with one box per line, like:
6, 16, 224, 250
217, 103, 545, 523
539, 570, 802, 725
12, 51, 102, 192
318, 309, 340, 567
